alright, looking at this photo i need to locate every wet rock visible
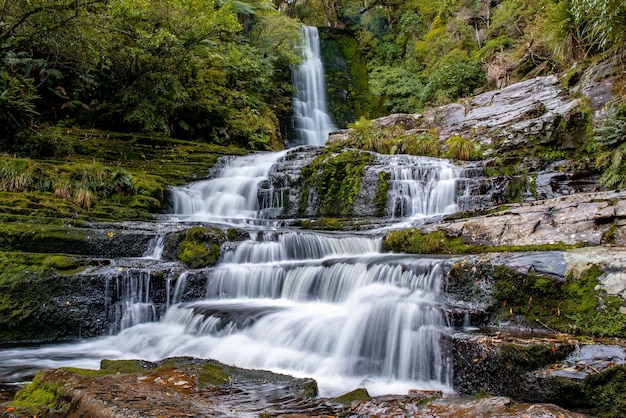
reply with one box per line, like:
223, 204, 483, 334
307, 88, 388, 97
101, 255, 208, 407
17, 358, 320, 418
437, 190, 626, 246
420, 396, 585, 417
548, 345, 626, 380
370, 113, 421, 130
573, 57, 621, 114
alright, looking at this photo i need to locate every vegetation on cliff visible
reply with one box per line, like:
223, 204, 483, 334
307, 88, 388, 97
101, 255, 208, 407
285, 0, 625, 118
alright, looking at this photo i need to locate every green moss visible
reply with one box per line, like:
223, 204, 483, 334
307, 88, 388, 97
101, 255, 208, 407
331, 387, 370, 405
601, 224, 619, 244
176, 227, 222, 269
583, 365, 626, 417
382, 229, 582, 255
375, 171, 389, 217
318, 28, 372, 127
227, 228, 238, 240
100, 359, 145, 374
197, 363, 230, 387
61, 367, 115, 378
10, 370, 68, 413
0, 128, 247, 222
488, 264, 626, 337
42, 255, 79, 270
299, 149, 373, 217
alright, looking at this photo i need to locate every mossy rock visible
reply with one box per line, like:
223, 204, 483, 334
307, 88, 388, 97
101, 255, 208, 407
318, 28, 372, 128
0, 256, 111, 344
10, 370, 68, 414
42, 255, 79, 270
171, 227, 225, 269
197, 363, 230, 387
100, 359, 146, 374
298, 149, 373, 217
331, 387, 370, 405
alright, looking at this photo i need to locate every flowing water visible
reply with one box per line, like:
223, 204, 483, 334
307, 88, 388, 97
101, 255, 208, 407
291, 26, 335, 146
0, 26, 487, 399
0, 151, 467, 396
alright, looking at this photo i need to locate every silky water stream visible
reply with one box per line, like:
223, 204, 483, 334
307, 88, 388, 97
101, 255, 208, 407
0, 148, 480, 397
0, 26, 482, 398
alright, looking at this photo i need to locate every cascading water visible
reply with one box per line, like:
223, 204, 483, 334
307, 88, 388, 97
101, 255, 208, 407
0, 232, 454, 397
0, 26, 488, 402
168, 150, 288, 222
385, 155, 469, 219
291, 26, 335, 146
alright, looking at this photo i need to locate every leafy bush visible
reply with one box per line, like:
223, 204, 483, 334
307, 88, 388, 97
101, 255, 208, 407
405, 132, 441, 157
420, 49, 486, 106
0, 69, 39, 138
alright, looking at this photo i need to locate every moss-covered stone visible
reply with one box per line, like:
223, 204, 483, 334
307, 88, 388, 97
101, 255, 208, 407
450, 260, 626, 337
197, 363, 230, 387
318, 28, 372, 128
173, 227, 224, 269
382, 229, 582, 255
298, 149, 373, 217
331, 387, 370, 405
541, 365, 626, 418
375, 170, 389, 217
10, 370, 68, 414
100, 359, 146, 374
0, 251, 111, 344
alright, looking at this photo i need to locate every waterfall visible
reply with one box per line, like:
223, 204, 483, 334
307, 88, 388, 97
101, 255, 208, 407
384, 155, 471, 219
292, 26, 335, 146
168, 150, 288, 222
0, 231, 454, 397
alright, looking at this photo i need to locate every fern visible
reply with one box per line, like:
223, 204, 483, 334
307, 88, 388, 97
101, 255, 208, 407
595, 105, 626, 189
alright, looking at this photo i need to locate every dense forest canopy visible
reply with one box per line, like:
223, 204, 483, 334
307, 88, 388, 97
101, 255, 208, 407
1, 0, 302, 150
1, 0, 625, 154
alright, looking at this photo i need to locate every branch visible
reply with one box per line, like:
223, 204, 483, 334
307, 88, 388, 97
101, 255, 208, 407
0, 0, 107, 43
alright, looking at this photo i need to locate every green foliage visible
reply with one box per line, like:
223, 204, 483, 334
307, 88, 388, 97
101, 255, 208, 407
421, 50, 486, 106
0, 68, 39, 138
0, 0, 302, 150
405, 132, 441, 157
369, 65, 422, 113
594, 104, 626, 189
444, 135, 482, 161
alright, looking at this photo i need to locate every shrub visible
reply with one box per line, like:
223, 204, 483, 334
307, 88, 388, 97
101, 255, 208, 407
0, 69, 39, 138
444, 135, 482, 160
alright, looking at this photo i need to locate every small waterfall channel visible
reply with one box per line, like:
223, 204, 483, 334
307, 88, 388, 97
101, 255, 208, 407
0, 27, 491, 399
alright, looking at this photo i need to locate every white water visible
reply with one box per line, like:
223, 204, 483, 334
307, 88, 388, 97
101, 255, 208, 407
385, 155, 467, 219
0, 31, 472, 400
0, 235, 453, 397
292, 26, 335, 146
168, 151, 288, 222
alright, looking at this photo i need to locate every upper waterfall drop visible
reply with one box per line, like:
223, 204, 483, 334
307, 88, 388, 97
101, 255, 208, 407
292, 26, 335, 146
